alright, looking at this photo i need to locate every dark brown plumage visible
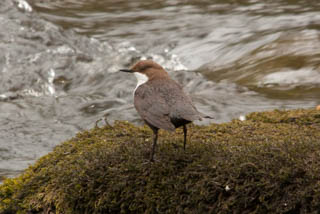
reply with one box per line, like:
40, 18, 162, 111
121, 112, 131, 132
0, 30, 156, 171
120, 60, 212, 161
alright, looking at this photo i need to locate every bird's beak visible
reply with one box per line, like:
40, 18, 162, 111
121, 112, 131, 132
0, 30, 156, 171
119, 69, 133, 73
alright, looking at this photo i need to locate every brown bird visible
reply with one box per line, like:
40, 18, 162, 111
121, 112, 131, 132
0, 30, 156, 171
120, 60, 212, 161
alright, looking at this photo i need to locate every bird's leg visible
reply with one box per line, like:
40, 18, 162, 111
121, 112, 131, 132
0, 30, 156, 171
183, 125, 187, 150
150, 129, 158, 162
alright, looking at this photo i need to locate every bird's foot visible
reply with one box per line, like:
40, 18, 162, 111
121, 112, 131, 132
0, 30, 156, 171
149, 156, 160, 163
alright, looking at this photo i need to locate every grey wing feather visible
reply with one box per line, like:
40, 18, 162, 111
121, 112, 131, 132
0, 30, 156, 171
164, 79, 203, 122
134, 84, 176, 131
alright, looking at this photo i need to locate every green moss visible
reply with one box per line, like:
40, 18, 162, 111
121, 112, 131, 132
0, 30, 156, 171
1, 109, 320, 213
246, 108, 320, 125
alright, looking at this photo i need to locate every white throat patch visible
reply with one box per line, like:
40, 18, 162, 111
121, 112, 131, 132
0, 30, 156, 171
134, 72, 149, 93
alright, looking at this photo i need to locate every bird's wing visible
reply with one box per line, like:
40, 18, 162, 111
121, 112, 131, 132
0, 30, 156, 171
134, 84, 176, 132
163, 79, 203, 122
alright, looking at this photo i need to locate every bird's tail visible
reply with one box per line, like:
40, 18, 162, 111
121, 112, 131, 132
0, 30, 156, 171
203, 115, 214, 119
199, 112, 214, 120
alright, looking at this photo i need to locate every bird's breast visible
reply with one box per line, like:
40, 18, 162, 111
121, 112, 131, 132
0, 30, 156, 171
134, 72, 149, 94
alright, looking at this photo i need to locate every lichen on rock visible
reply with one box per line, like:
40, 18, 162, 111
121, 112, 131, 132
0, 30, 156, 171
1, 109, 320, 213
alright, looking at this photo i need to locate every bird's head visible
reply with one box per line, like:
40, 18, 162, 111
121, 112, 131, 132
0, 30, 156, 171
120, 60, 169, 81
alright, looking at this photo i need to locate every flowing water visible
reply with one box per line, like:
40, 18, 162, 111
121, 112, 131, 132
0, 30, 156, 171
1, 0, 319, 178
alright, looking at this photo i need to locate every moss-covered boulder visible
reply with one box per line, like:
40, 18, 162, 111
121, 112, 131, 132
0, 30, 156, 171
1, 109, 320, 213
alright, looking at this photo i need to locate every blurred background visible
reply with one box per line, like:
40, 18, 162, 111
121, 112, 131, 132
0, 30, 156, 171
0, 0, 319, 178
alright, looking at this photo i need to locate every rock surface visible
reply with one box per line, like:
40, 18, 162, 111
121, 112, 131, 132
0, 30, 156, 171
1, 109, 320, 213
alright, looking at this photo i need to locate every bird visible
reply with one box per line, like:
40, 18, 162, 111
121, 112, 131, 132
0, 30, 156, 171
120, 60, 212, 161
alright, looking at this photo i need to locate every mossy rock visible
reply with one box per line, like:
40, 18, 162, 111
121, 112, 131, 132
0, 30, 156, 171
1, 109, 320, 213
247, 108, 320, 125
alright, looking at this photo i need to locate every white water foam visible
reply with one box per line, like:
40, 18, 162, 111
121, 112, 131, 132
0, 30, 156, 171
16, 0, 32, 12
259, 68, 320, 87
